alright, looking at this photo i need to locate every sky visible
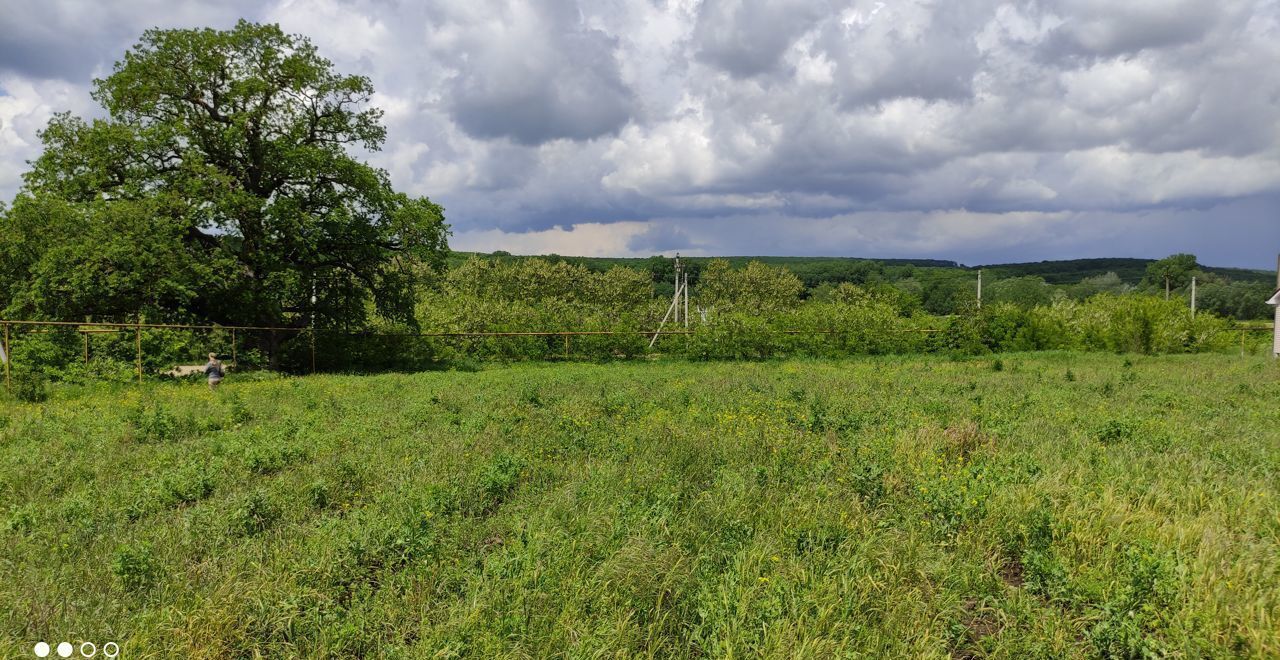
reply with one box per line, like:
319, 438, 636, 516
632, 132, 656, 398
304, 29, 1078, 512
1, 0, 1278, 268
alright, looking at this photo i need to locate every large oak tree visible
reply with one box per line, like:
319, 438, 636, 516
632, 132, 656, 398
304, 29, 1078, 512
0, 20, 448, 330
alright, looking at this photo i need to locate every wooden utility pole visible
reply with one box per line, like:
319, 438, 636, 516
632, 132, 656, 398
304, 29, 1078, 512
683, 270, 689, 328
674, 256, 682, 325
1190, 276, 1197, 317
649, 255, 685, 348
1164, 275, 1171, 300
977, 270, 982, 309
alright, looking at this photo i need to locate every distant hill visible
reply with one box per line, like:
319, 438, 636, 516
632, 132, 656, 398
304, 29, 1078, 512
450, 252, 1273, 287
447, 252, 956, 271
975, 258, 1274, 285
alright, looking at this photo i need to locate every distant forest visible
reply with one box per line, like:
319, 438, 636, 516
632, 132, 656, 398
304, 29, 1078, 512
455, 252, 1276, 320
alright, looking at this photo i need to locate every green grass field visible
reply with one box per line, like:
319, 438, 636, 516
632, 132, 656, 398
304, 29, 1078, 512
3, 354, 1278, 658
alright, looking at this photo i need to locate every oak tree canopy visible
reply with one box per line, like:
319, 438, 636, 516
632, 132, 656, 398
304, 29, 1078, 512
0, 20, 449, 329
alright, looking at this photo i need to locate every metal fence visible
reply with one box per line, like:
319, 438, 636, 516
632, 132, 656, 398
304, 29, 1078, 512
0, 318, 1271, 393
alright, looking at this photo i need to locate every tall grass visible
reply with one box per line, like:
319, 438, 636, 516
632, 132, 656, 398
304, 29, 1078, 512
1, 353, 1277, 657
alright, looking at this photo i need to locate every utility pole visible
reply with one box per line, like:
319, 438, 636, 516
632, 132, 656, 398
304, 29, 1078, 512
310, 279, 318, 374
675, 256, 682, 325
1190, 276, 1196, 318
649, 254, 686, 349
683, 269, 690, 328
977, 269, 982, 309
1164, 275, 1171, 300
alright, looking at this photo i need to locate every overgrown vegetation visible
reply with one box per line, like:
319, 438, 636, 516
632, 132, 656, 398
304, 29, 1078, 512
2, 354, 1277, 656
3, 254, 1262, 380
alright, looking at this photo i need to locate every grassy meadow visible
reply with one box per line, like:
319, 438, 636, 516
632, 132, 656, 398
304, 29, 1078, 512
2, 353, 1278, 658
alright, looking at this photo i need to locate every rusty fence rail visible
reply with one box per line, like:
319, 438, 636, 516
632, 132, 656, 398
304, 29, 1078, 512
0, 318, 955, 391
1, 318, 1270, 392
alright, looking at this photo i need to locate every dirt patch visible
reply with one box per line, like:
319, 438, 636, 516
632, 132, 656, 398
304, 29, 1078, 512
1000, 558, 1025, 588
951, 598, 1004, 659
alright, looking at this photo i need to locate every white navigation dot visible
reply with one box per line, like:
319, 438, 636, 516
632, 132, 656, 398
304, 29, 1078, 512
33, 642, 50, 657
57, 642, 73, 657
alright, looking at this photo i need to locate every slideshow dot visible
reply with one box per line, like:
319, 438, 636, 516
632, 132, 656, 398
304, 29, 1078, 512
57, 642, 73, 657
33, 642, 50, 657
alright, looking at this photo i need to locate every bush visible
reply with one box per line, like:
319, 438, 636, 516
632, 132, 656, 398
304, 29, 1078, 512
11, 367, 48, 403
682, 313, 779, 360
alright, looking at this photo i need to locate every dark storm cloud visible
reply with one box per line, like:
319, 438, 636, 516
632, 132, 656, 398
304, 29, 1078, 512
693, 0, 834, 78
0, 1, 259, 81
2, 0, 1278, 267
434, 0, 637, 145
449, 28, 634, 145
1038, 0, 1225, 59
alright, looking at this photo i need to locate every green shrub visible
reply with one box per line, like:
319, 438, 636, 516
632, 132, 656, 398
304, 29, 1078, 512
1088, 544, 1179, 658
230, 490, 282, 536
474, 453, 523, 511
682, 313, 779, 360
1095, 419, 1138, 445
244, 444, 307, 475
124, 400, 194, 443
11, 367, 48, 403
112, 541, 161, 592
161, 463, 214, 505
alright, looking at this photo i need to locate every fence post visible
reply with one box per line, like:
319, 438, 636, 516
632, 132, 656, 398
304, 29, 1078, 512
564, 334, 570, 360
83, 329, 89, 364
135, 322, 142, 385
3, 323, 10, 394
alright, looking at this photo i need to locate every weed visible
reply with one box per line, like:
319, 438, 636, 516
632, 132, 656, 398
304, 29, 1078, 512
226, 391, 253, 425
4, 504, 35, 533
792, 523, 846, 555
475, 453, 523, 511
112, 541, 161, 592
1095, 419, 1138, 445
847, 458, 886, 505
161, 463, 214, 505
125, 400, 192, 443
231, 490, 282, 536
244, 444, 308, 475
1087, 544, 1179, 658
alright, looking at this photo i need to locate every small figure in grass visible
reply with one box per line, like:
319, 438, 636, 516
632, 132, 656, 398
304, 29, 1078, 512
204, 352, 225, 391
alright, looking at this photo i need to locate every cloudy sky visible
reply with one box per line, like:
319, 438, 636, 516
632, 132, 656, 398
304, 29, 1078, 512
2, 0, 1278, 268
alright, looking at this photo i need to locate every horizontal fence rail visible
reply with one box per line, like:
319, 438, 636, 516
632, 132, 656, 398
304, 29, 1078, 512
1, 318, 1273, 393
0, 318, 956, 391
0, 319, 956, 336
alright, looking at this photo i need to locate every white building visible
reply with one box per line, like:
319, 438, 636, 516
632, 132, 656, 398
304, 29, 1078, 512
1269, 287, 1280, 356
